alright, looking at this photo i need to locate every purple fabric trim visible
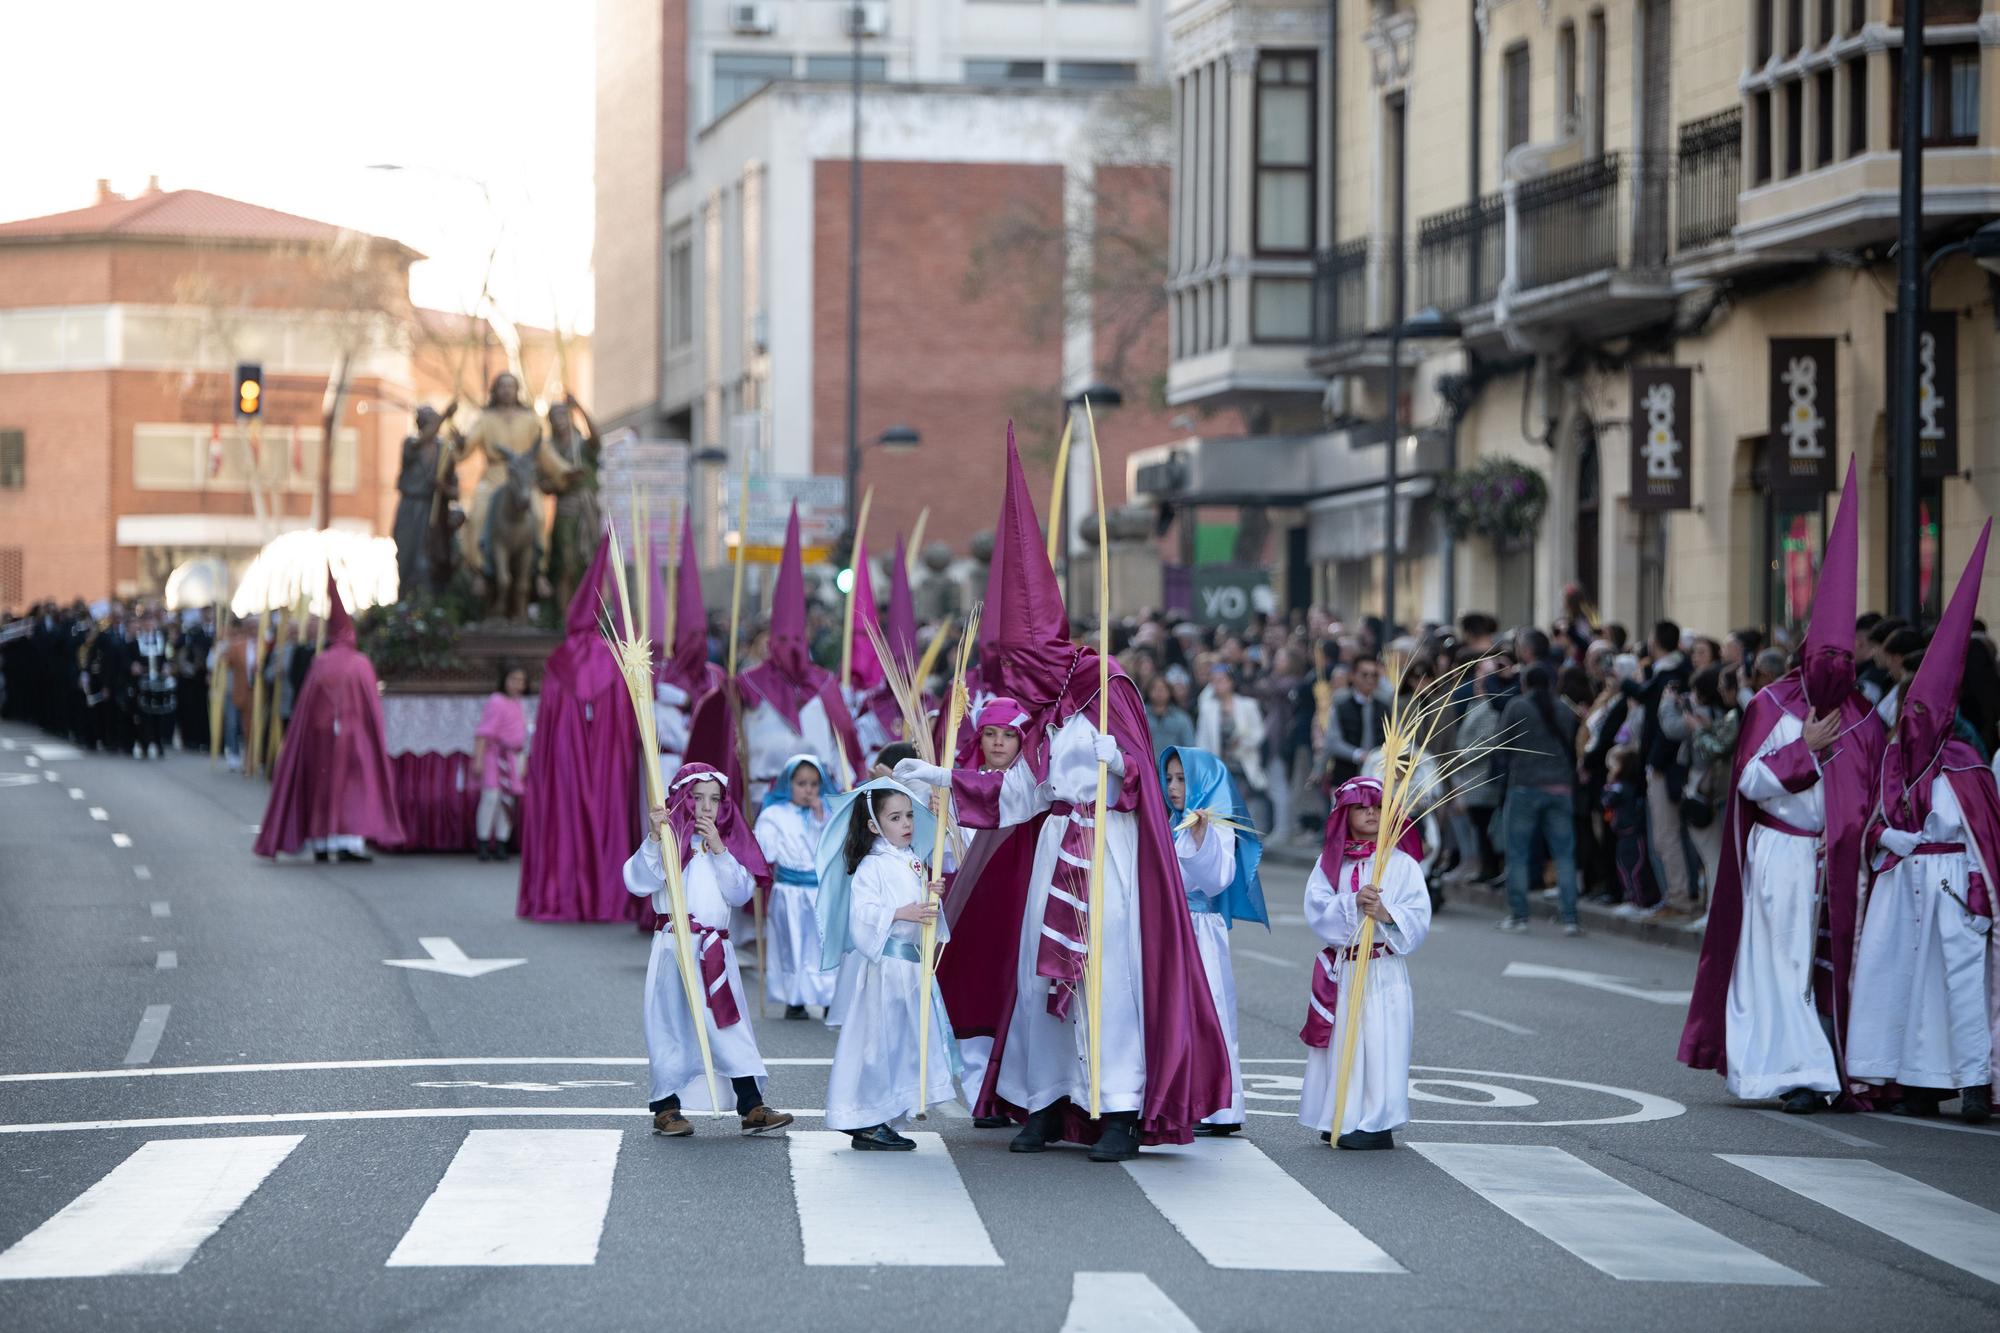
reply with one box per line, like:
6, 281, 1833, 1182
951, 767, 1007, 829
1761, 737, 1822, 794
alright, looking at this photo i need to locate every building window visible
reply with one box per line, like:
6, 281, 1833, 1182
803, 55, 886, 82
1891, 47, 1982, 149
1783, 80, 1804, 176
0, 430, 20, 489
1753, 90, 1774, 182
1251, 278, 1311, 343
965, 59, 1046, 86
712, 53, 793, 121
1586, 9, 1607, 157
0, 547, 19, 608
1814, 69, 1835, 166
1786, 0, 1805, 54
1056, 61, 1138, 86
1557, 22, 1578, 135
1502, 43, 1531, 157
1756, 0, 1774, 65
1254, 52, 1316, 256
666, 231, 693, 350
1846, 57, 1868, 157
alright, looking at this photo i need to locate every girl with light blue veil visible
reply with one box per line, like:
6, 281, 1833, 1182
754, 754, 841, 1018
813, 778, 964, 1150
1159, 745, 1268, 1135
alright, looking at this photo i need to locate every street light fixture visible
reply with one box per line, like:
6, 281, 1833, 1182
1367, 305, 1462, 638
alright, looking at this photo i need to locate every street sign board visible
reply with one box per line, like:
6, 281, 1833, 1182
722, 474, 847, 549
600, 430, 690, 549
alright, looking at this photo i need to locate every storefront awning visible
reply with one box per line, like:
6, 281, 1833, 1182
1127, 426, 1448, 509
1306, 479, 1435, 562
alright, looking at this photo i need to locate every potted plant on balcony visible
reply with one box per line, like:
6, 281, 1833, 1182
1437, 458, 1548, 553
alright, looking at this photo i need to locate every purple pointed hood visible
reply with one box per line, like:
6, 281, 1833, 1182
981, 423, 1077, 709
847, 538, 885, 690
1800, 458, 1860, 711
767, 503, 810, 678
660, 519, 711, 691
1893, 519, 1991, 801
887, 534, 918, 673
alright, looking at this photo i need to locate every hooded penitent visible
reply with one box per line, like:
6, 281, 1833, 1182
938, 423, 1230, 1147
1159, 745, 1269, 930
517, 529, 645, 922
1679, 459, 1886, 1089
254, 574, 405, 856
657, 519, 722, 701
847, 540, 885, 694
732, 503, 863, 770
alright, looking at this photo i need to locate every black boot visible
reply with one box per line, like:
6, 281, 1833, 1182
1335, 1128, 1395, 1150
1009, 1102, 1067, 1154
1960, 1085, 1993, 1125
1192, 1122, 1241, 1137
784, 1004, 808, 1020
1778, 1087, 1821, 1115
1891, 1090, 1943, 1117
973, 1114, 1013, 1129
850, 1124, 917, 1151
477, 841, 492, 863
1087, 1112, 1141, 1163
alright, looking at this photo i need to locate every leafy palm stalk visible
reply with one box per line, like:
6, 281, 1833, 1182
601, 499, 720, 1114
1083, 397, 1110, 1120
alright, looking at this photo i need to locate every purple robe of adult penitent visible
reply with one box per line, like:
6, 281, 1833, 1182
517, 531, 643, 922
254, 577, 405, 857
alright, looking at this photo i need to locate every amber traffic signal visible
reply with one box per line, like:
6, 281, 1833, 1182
234, 363, 263, 419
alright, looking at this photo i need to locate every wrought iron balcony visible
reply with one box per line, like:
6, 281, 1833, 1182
1512, 151, 1674, 291
1311, 238, 1369, 347
1676, 108, 1741, 252
1415, 192, 1504, 314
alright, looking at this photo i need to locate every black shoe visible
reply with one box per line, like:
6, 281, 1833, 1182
973, 1114, 1013, 1129
784, 1004, 808, 1020
336, 849, 372, 863
1890, 1092, 1943, 1118
1087, 1113, 1141, 1163
1009, 1103, 1067, 1154
1960, 1085, 1993, 1125
1319, 1131, 1332, 1144
850, 1124, 917, 1151
1336, 1129, 1394, 1150
1779, 1087, 1821, 1115
476, 842, 492, 863
1192, 1123, 1241, 1137
313, 850, 330, 863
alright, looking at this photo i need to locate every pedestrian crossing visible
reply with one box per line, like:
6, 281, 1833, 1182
2, 1130, 1998, 1288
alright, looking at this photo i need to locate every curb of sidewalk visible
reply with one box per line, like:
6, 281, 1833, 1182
1261, 843, 1709, 953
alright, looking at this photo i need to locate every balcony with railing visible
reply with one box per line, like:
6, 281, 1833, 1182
1311, 238, 1369, 347
1415, 192, 1505, 315
1676, 108, 1742, 252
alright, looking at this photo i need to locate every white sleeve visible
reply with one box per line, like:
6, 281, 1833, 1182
845, 857, 897, 962
1173, 822, 1237, 898
623, 837, 665, 900
1376, 852, 1433, 956
655, 703, 691, 754
1303, 861, 1360, 948
997, 762, 1052, 827
753, 806, 784, 862
698, 849, 754, 908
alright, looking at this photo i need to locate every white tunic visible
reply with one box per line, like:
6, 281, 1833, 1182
1849, 777, 1994, 1090
744, 696, 849, 806
623, 835, 767, 1105
938, 764, 1045, 1096
1724, 712, 1841, 1099
1298, 850, 1431, 1135
995, 713, 1149, 1116
1175, 822, 1243, 1125
754, 800, 840, 1008
825, 840, 960, 1130
653, 681, 692, 789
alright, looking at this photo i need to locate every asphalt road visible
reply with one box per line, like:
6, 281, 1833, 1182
2, 720, 1998, 1332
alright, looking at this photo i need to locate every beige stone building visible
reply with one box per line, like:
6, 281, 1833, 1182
1133, 0, 2000, 640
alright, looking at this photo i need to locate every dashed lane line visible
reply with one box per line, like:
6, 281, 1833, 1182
121, 1006, 171, 1066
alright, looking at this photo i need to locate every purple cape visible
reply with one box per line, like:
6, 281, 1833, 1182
253, 617, 404, 857
517, 535, 643, 922
1678, 676, 1885, 1090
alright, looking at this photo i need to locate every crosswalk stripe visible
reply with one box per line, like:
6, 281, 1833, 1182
1123, 1138, 1403, 1272
0, 1135, 301, 1279
788, 1130, 1002, 1266
385, 1130, 622, 1267
1414, 1142, 1813, 1285
1059, 1273, 1201, 1333
1721, 1154, 2000, 1285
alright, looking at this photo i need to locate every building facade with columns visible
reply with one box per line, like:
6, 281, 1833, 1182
1134, 0, 2000, 638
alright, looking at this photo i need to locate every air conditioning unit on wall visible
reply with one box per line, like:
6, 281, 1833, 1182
729, 3, 775, 36
844, 3, 888, 38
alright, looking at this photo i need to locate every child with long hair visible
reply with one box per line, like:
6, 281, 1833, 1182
814, 779, 959, 1149
754, 755, 838, 1019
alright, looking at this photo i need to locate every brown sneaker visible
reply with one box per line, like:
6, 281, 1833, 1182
652, 1110, 694, 1137
739, 1105, 795, 1135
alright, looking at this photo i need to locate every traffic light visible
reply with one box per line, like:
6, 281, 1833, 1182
234, 363, 263, 419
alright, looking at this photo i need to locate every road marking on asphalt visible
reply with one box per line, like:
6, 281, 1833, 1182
1454, 1010, 1536, 1036
0, 1055, 834, 1083
155, 951, 177, 971
790, 1130, 1002, 1266
133, 865, 151, 880
121, 1006, 171, 1066
1721, 1154, 2000, 1285
1124, 1138, 1402, 1273
43, 770, 58, 782
0, 1108, 832, 1135
383, 936, 525, 979
111, 833, 132, 848
32, 743, 81, 761
150, 901, 170, 918
1232, 947, 1298, 969
1059, 1273, 1201, 1333
68, 787, 83, 800
1414, 1142, 1812, 1285
0, 773, 39, 787
0, 1135, 302, 1279
23, 755, 38, 767
1860, 1112, 2000, 1139
387, 1129, 623, 1267
1750, 1109, 1875, 1148
1501, 962, 1691, 1005
88, 806, 107, 821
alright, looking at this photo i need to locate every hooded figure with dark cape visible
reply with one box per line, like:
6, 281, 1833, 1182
1678, 461, 1886, 1111
893, 425, 1230, 1161
254, 574, 404, 861
1849, 521, 2000, 1123
517, 529, 643, 922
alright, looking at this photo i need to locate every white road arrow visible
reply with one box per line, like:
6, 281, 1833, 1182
384, 937, 525, 979
1502, 962, 1691, 1006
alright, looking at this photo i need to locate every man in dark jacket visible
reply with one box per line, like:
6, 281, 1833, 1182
1623, 620, 1693, 918
1327, 654, 1390, 788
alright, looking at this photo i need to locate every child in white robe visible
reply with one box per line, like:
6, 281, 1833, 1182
1161, 745, 1269, 1137
754, 755, 840, 1018
816, 780, 960, 1149
653, 680, 693, 789
623, 763, 796, 1138
1298, 776, 1432, 1150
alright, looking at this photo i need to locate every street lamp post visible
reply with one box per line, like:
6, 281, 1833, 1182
1891, 0, 1926, 622
1061, 383, 1123, 608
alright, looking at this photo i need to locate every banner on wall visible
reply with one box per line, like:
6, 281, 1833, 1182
1767, 337, 1837, 494
1883, 311, 1959, 478
1628, 365, 1692, 511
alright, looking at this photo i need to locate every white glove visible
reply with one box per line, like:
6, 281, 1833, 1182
894, 758, 950, 790
653, 681, 689, 707
1093, 734, 1125, 776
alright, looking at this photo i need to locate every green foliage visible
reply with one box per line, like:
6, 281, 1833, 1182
1437, 458, 1548, 548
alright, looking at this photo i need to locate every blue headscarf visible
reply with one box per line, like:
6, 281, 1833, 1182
1158, 745, 1268, 930
812, 778, 941, 970
761, 753, 837, 812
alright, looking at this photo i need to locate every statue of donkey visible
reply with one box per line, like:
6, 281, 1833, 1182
482, 447, 543, 623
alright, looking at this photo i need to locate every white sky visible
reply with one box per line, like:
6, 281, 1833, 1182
0, 0, 596, 332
